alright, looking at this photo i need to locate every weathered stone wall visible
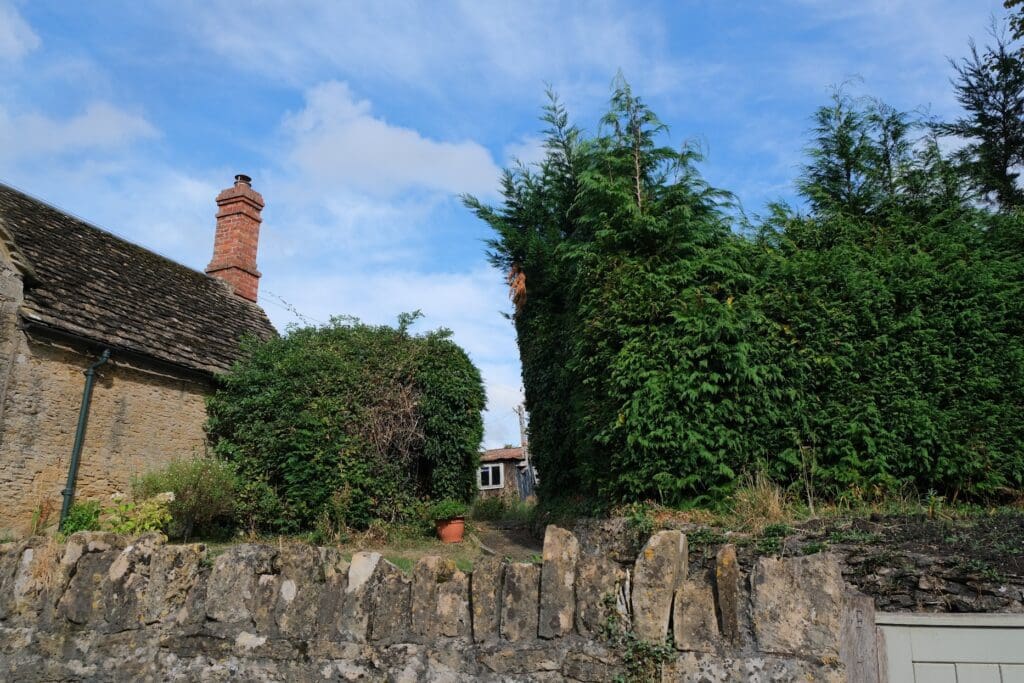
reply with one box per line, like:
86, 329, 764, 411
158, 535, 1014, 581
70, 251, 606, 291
0, 526, 871, 681
0, 259, 210, 537
573, 517, 1024, 615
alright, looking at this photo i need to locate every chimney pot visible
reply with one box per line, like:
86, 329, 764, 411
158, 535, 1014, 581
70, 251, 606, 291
206, 175, 264, 302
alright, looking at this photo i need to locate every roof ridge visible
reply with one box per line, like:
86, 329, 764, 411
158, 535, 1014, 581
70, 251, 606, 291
0, 179, 277, 375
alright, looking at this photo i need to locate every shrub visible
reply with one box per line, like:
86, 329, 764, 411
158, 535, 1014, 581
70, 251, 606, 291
134, 457, 239, 541
429, 499, 468, 520
471, 497, 508, 521
104, 493, 173, 535
60, 500, 102, 536
206, 314, 485, 533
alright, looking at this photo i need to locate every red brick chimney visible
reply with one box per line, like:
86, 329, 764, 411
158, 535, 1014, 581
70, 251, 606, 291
206, 174, 263, 302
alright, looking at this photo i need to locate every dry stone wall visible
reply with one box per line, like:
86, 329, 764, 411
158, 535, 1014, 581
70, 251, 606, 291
0, 526, 869, 681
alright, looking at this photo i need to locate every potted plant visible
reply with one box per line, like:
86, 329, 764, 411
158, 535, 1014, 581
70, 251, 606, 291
430, 499, 468, 543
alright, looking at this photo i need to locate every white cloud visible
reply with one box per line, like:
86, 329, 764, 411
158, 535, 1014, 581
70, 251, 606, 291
503, 134, 547, 168
0, 102, 157, 163
283, 81, 500, 198
0, 2, 39, 61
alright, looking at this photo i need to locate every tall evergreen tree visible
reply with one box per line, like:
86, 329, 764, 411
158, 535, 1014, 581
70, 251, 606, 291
936, 26, 1024, 210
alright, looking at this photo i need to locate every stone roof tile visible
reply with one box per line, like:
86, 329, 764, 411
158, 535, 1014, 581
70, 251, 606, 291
0, 182, 276, 375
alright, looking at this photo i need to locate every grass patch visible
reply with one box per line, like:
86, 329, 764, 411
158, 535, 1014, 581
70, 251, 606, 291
470, 497, 536, 524
727, 473, 796, 534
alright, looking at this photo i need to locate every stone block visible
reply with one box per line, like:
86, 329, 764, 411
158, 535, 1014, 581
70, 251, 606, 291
410, 556, 470, 639
663, 652, 844, 682
274, 543, 323, 639
539, 525, 579, 638
437, 568, 470, 637
57, 548, 121, 626
713, 544, 741, 643
143, 543, 204, 625
751, 553, 845, 658
673, 576, 719, 652
631, 530, 687, 641
575, 553, 628, 638
501, 562, 540, 642
204, 544, 276, 625
370, 567, 411, 643
339, 551, 388, 642
104, 532, 165, 630
471, 557, 504, 642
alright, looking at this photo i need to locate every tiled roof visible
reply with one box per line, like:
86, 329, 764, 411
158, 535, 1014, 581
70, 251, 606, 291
480, 446, 525, 463
0, 182, 276, 375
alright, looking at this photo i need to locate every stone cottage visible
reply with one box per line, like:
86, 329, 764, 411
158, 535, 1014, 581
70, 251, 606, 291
477, 446, 536, 500
0, 175, 276, 536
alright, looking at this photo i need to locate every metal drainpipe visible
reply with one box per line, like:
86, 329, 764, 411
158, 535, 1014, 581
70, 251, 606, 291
58, 349, 111, 531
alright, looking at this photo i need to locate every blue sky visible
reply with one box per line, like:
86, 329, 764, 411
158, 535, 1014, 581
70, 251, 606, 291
0, 0, 1008, 446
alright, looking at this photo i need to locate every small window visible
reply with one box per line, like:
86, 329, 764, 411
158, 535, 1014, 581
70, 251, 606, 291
478, 463, 503, 490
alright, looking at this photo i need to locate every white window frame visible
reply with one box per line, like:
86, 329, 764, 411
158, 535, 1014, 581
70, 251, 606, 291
478, 463, 504, 490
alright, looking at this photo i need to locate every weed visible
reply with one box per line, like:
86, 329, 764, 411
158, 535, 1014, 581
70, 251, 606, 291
802, 540, 829, 555
624, 503, 656, 548
956, 558, 1004, 582
29, 498, 55, 536
27, 537, 61, 591
601, 593, 676, 682
687, 528, 726, 551
755, 523, 792, 555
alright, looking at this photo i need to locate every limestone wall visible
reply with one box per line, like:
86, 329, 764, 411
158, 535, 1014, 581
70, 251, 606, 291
0, 527, 874, 681
0, 324, 210, 536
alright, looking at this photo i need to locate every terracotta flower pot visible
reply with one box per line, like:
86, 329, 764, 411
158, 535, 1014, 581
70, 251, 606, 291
435, 516, 465, 543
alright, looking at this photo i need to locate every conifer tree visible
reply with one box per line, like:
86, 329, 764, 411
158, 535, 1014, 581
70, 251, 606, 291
936, 25, 1024, 209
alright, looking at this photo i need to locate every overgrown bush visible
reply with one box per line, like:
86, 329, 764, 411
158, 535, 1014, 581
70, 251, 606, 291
206, 314, 485, 534
134, 457, 239, 541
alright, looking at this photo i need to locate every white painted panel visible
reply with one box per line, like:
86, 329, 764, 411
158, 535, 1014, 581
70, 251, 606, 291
909, 627, 1024, 664
956, 663, 1002, 683
914, 662, 957, 683
879, 626, 915, 683
1002, 664, 1024, 683
878, 615, 1024, 681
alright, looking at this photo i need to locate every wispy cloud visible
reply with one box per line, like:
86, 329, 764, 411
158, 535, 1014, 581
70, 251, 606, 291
283, 81, 500, 198
0, 102, 157, 163
0, 2, 39, 61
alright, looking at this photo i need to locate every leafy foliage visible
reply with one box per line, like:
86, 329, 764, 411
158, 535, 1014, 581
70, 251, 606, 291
469, 71, 1024, 507
60, 501, 102, 536
104, 493, 173, 535
134, 457, 240, 541
206, 315, 485, 534
428, 498, 468, 520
